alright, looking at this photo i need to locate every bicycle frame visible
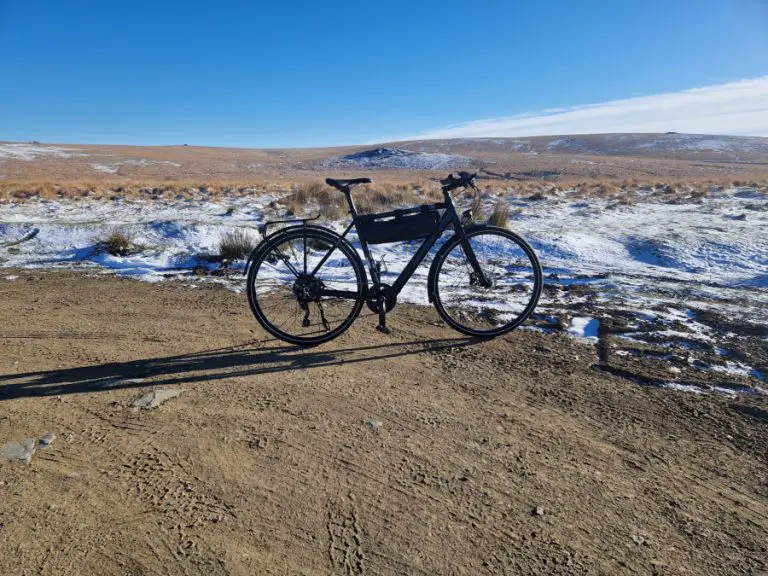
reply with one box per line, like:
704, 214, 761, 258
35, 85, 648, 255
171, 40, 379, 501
310, 188, 489, 301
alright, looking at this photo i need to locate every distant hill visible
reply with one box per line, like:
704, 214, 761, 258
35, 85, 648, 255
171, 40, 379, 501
393, 133, 768, 164
1, 133, 767, 183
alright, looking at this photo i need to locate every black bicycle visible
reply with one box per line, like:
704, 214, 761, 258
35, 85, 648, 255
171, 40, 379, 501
245, 172, 542, 345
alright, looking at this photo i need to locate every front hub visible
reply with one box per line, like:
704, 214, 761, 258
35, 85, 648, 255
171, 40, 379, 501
470, 271, 495, 289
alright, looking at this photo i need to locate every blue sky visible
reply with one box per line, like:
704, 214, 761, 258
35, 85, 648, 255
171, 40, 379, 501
1, 0, 767, 147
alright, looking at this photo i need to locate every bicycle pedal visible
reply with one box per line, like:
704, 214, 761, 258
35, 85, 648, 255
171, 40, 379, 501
376, 324, 392, 335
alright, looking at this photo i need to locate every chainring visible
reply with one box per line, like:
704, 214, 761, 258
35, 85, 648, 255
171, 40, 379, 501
366, 283, 397, 313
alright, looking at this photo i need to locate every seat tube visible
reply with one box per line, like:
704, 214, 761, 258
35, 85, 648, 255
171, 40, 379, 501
345, 188, 380, 283
344, 189, 358, 218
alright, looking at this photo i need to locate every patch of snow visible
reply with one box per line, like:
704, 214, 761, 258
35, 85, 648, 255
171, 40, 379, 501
4, 275, 18, 281
664, 382, 707, 394
90, 159, 181, 173
568, 317, 599, 341
123, 159, 181, 167
0, 143, 82, 161
328, 147, 474, 170
707, 361, 764, 380
90, 163, 119, 174
547, 138, 572, 150
683, 138, 734, 152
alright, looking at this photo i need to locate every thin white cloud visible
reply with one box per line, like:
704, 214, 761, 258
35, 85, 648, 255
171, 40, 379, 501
408, 77, 768, 140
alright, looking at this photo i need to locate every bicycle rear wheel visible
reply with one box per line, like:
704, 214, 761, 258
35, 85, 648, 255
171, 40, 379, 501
247, 227, 367, 345
429, 226, 542, 337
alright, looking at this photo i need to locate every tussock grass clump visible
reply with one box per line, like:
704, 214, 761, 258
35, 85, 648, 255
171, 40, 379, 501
469, 195, 484, 221
219, 230, 258, 262
487, 200, 510, 228
288, 181, 336, 206
102, 229, 134, 256
282, 182, 345, 220
355, 183, 420, 214
281, 181, 437, 220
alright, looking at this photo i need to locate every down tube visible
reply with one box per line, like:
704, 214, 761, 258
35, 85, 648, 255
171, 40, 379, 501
389, 212, 457, 296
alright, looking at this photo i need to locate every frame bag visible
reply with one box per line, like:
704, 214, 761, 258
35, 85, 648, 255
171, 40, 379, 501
356, 206, 440, 244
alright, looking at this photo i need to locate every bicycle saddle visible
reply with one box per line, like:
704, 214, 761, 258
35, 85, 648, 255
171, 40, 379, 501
326, 177, 372, 192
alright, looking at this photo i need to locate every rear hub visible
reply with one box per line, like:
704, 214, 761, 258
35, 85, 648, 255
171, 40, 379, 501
293, 275, 325, 303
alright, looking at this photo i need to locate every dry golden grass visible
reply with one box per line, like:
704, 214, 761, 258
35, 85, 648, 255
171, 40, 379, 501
487, 200, 510, 228
281, 182, 345, 220
0, 179, 285, 202
1, 176, 766, 207
280, 181, 444, 220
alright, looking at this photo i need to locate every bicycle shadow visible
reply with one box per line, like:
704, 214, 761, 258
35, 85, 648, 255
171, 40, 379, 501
0, 337, 478, 402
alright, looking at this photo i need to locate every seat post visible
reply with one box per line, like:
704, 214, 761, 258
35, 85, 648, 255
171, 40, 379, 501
344, 188, 359, 218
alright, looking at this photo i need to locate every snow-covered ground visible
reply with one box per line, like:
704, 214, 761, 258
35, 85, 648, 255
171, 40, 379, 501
0, 142, 180, 174
89, 159, 182, 174
0, 193, 273, 279
404, 134, 768, 159
539, 134, 768, 157
1, 186, 765, 388
0, 143, 82, 161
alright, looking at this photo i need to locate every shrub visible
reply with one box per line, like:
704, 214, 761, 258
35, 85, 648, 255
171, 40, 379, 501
487, 200, 510, 228
219, 229, 258, 261
102, 229, 133, 256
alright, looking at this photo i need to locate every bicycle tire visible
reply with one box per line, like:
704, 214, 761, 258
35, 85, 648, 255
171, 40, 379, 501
429, 226, 542, 338
247, 227, 367, 346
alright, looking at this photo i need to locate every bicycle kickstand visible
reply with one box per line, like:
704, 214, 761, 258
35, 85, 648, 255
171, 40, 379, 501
375, 297, 391, 335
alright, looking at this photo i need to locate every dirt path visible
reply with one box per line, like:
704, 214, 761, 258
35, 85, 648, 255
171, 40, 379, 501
1, 272, 766, 575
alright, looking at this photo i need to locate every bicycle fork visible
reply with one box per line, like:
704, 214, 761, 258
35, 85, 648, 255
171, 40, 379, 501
458, 231, 492, 288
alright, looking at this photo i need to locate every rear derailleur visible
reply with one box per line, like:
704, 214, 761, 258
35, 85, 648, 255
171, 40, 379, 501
293, 275, 330, 332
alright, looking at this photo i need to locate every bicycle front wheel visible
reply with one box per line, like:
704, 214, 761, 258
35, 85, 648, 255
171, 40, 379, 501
429, 226, 542, 337
247, 227, 367, 346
